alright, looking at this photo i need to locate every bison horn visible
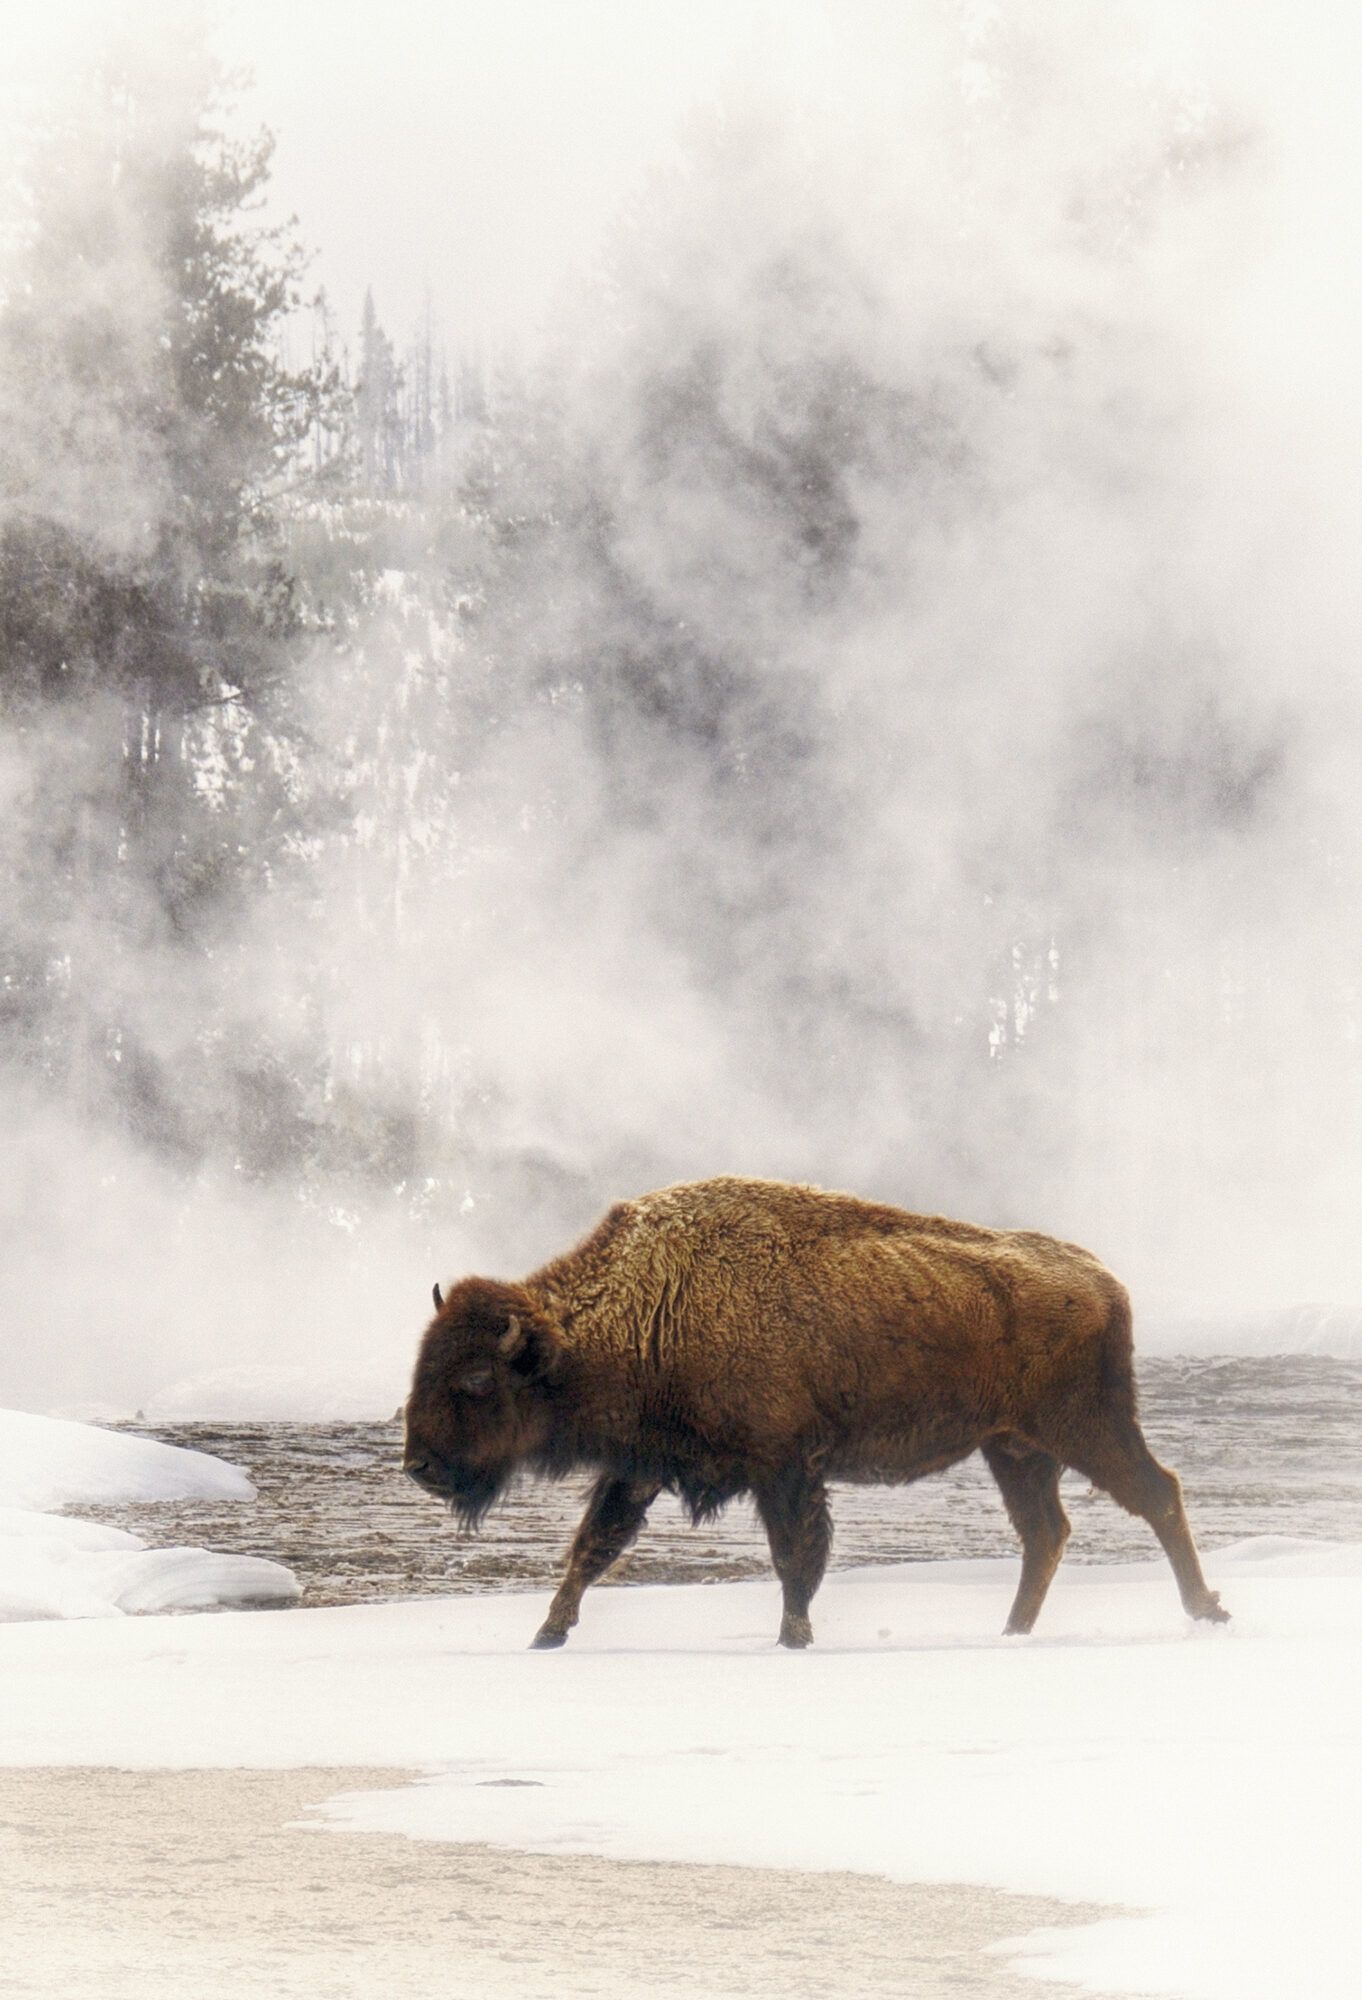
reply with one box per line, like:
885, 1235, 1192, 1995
432, 1282, 444, 1311
499, 1313, 524, 1357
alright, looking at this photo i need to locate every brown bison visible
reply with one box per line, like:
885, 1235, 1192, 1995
404, 1176, 1227, 1647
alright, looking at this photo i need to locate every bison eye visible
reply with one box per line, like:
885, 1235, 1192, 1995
456, 1363, 496, 1397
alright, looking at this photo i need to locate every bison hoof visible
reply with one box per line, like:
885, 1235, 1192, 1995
778, 1615, 813, 1649
1194, 1595, 1231, 1624
530, 1627, 569, 1649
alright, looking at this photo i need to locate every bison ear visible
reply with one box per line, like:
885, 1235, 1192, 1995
503, 1309, 562, 1384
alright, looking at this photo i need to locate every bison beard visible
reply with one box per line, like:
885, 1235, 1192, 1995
420, 1460, 510, 1532
403, 1177, 1229, 1649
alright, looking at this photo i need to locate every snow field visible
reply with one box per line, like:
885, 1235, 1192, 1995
0, 1408, 298, 1619
0, 1538, 1358, 2000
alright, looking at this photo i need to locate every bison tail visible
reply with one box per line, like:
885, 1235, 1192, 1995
1098, 1284, 1140, 1428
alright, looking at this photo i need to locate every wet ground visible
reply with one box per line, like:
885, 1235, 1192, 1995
76, 1357, 1362, 1608
0, 1768, 1119, 2000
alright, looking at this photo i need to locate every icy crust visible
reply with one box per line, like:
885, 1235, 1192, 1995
0, 1409, 298, 1621
0, 1407, 255, 1509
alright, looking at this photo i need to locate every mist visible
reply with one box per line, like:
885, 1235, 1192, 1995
3, 1, 1362, 1417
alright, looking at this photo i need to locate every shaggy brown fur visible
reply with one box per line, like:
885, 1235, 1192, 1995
404, 1176, 1227, 1648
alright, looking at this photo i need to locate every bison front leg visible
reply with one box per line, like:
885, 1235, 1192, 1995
754, 1462, 833, 1649
531, 1475, 661, 1649
981, 1439, 1071, 1634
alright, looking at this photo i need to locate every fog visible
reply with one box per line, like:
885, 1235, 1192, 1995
3, 1, 1362, 1416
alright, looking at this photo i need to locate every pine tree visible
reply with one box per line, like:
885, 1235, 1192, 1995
0, 18, 328, 716
0, 18, 335, 1137
356, 289, 402, 491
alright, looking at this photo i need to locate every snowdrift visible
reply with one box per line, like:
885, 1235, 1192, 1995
0, 1407, 255, 1510
1139, 1301, 1362, 1359
0, 1408, 298, 1620
129, 1303, 1362, 1423
141, 1364, 401, 1423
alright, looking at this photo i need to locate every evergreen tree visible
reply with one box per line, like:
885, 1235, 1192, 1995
356, 289, 402, 491
0, 19, 337, 1145
0, 19, 330, 717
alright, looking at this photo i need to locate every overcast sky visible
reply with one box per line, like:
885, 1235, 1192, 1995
1, 0, 1359, 373
11, 0, 1358, 366
5, 0, 864, 354
2, 0, 1361, 565
219, 0, 825, 351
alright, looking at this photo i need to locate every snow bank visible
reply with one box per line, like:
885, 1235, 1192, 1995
0, 1540, 1357, 1998
0, 1507, 299, 1620
142, 1365, 399, 1422
0, 1407, 255, 1509
139, 1304, 1362, 1415
1139, 1300, 1362, 1359
106, 1303, 1362, 1423
0, 1409, 298, 1620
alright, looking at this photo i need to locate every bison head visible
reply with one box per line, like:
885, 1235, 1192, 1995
403, 1276, 562, 1528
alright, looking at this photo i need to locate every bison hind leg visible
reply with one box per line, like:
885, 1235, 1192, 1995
981, 1438, 1070, 1635
1071, 1432, 1228, 1624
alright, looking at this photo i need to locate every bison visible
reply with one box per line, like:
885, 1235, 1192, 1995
404, 1176, 1227, 1647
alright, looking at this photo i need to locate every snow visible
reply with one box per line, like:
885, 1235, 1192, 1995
41, 1300, 1362, 1428
111, 1301, 1362, 1421
142, 1364, 399, 1422
0, 1407, 256, 1510
1139, 1301, 1362, 1359
0, 1408, 299, 1621
0, 1537, 1357, 1999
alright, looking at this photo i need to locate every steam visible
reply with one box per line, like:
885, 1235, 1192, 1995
4, 2, 1362, 1416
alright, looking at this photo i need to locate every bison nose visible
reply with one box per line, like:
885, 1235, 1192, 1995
404, 1454, 440, 1490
